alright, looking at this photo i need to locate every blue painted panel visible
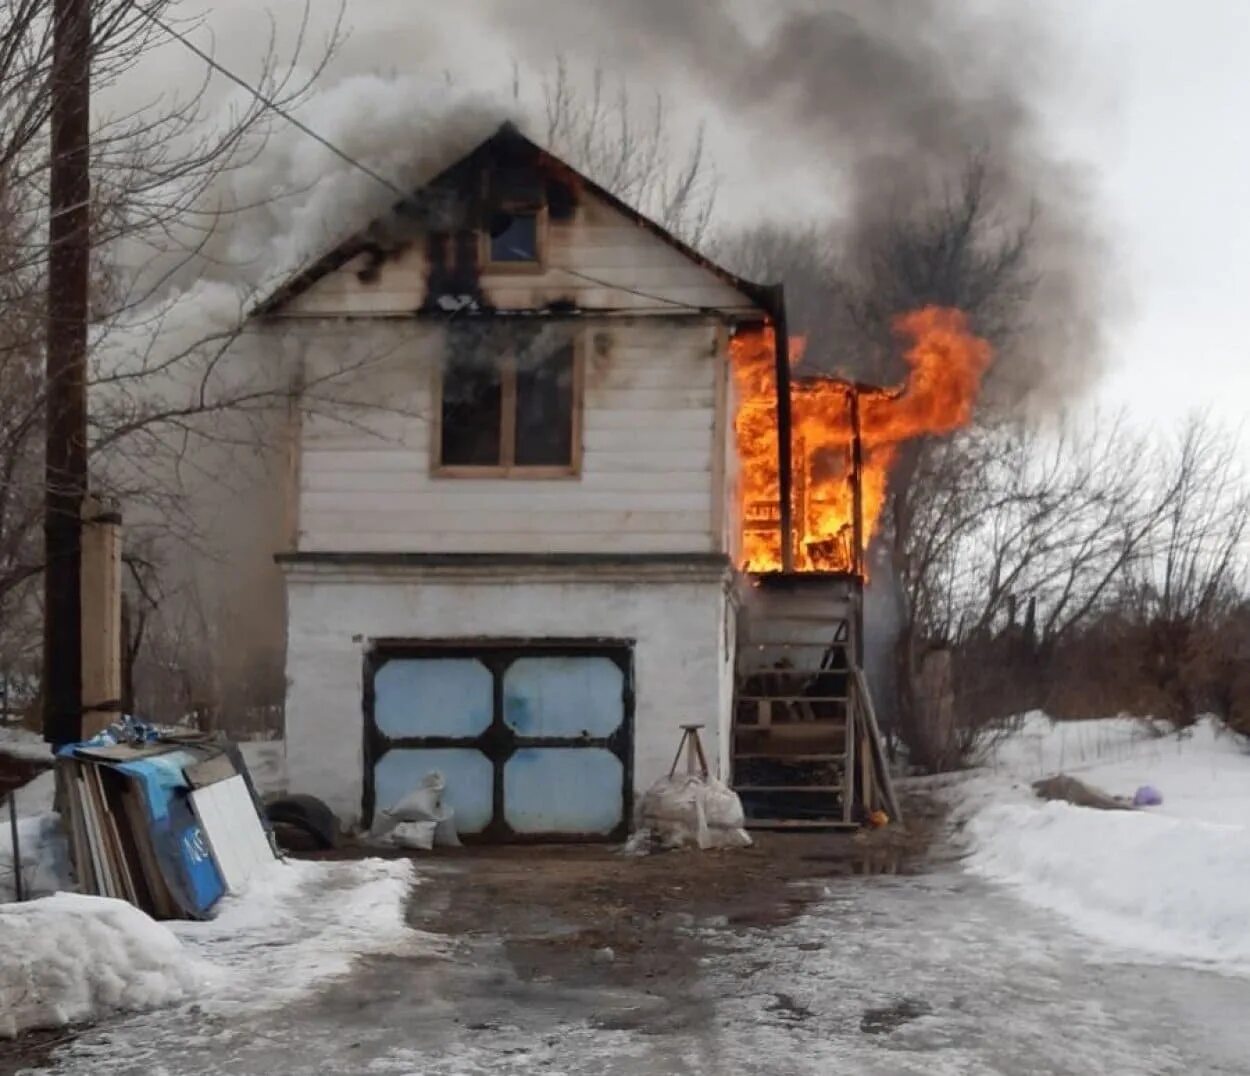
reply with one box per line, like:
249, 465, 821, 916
503, 657, 624, 738
504, 748, 623, 834
374, 658, 493, 738
114, 750, 226, 918
373, 748, 494, 833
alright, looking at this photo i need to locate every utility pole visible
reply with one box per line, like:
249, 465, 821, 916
43, 0, 91, 747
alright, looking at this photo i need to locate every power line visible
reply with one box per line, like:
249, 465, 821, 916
131, 1, 735, 318
130, 2, 409, 200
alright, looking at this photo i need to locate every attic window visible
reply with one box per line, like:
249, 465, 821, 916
483, 208, 545, 270
437, 330, 580, 477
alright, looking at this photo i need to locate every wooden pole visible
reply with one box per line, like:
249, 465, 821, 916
770, 285, 794, 573
44, 0, 92, 748
8, 794, 22, 902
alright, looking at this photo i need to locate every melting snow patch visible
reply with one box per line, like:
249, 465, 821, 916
0, 724, 53, 762
963, 715, 1250, 974
0, 894, 206, 1038
172, 856, 421, 1013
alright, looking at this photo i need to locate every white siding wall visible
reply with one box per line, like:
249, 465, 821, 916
283, 192, 756, 318
284, 563, 733, 825
295, 319, 725, 555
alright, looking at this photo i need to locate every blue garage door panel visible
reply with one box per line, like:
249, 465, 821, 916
374, 658, 492, 738
504, 656, 625, 737
373, 748, 494, 833
504, 748, 624, 834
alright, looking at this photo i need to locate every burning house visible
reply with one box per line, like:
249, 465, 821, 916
254, 123, 991, 837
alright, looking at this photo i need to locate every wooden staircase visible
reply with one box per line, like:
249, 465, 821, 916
732, 574, 899, 831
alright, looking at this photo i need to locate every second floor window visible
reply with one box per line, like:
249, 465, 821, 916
438, 330, 579, 476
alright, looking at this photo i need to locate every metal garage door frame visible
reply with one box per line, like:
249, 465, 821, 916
363, 638, 635, 842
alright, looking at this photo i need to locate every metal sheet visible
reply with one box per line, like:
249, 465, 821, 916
365, 643, 633, 840
374, 657, 493, 738
503, 656, 624, 737
504, 748, 624, 834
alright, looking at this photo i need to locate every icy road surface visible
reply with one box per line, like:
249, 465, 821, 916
18, 851, 1250, 1076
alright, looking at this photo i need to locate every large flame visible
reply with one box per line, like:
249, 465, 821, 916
731, 305, 993, 574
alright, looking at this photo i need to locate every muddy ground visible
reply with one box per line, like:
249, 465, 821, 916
10, 785, 1250, 1074
410, 801, 941, 1006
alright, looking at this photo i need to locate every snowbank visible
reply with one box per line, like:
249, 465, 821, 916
962, 715, 1250, 973
2, 771, 68, 902
0, 724, 53, 762
173, 856, 421, 1012
0, 894, 206, 1038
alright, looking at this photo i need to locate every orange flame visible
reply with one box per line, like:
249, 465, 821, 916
731, 306, 994, 574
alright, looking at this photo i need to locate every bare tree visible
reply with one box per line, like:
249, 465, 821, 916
0, 1, 345, 727
535, 56, 718, 247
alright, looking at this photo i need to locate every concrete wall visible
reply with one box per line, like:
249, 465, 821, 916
283, 559, 735, 827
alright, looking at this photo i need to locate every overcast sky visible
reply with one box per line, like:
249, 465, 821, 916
139, 1, 1250, 437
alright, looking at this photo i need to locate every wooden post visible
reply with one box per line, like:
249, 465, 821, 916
81, 496, 122, 738
769, 285, 794, 573
43, 0, 92, 747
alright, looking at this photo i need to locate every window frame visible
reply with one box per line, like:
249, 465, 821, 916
479, 205, 549, 274
432, 330, 584, 480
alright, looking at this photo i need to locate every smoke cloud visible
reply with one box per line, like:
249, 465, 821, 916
485, 0, 1112, 406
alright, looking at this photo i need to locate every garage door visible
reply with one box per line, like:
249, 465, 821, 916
364, 644, 633, 841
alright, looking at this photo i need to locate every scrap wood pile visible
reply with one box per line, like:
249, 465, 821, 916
57, 717, 276, 920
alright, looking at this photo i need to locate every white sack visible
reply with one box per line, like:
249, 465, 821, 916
637, 775, 752, 851
372, 771, 462, 848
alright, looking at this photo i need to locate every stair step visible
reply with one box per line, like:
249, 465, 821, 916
735, 720, 846, 733
736, 695, 848, 703
745, 819, 859, 831
734, 753, 845, 761
736, 785, 844, 793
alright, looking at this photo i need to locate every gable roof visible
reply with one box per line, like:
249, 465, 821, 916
251, 122, 778, 321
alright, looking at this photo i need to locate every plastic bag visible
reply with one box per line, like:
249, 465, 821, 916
390, 820, 438, 851
372, 771, 462, 847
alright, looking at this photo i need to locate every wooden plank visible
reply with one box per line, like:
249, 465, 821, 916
300, 490, 713, 514
735, 753, 845, 761
301, 530, 715, 553
120, 780, 178, 919
302, 468, 713, 495
843, 699, 856, 825
736, 785, 843, 793
852, 666, 903, 823
184, 753, 239, 790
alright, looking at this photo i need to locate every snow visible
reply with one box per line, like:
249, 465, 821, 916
0, 723, 53, 762
0, 893, 206, 1038
2, 771, 68, 902
961, 714, 1250, 974
2, 755, 418, 1035
0, 858, 417, 1037
172, 856, 423, 1013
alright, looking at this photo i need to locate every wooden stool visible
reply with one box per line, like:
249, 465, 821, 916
668, 723, 710, 779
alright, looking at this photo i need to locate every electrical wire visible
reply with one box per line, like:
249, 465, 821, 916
130, 0, 754, 319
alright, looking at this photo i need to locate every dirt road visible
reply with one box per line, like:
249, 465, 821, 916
11, 819, 1250, 1075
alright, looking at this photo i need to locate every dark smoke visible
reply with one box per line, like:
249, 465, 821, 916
490, 0, 1111, 407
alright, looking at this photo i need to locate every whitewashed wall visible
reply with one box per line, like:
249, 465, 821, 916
283, 561, 734, 825
293, 319, 727, 555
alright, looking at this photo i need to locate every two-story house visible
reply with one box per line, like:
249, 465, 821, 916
253, 124, 784, 839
